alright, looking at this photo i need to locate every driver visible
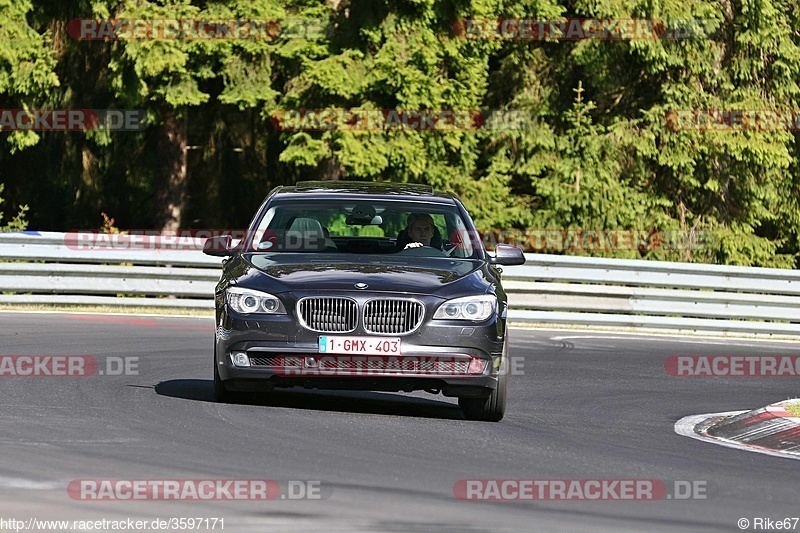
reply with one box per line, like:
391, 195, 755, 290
404, 213, 437, 249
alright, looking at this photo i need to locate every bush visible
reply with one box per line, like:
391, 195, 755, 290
0, 183, 28, 232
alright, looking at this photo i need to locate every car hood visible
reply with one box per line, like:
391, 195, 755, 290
239, 254, 488, 295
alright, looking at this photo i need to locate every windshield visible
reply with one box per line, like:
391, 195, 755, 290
247, 198, 481, 259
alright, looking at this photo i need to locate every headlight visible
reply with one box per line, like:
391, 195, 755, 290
433, 295, 496, 322
226, 287, 286, 315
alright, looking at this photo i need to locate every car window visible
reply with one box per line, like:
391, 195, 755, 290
248, 199, 479, 258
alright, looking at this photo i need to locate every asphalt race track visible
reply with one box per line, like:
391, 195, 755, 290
1, 312, 798, 532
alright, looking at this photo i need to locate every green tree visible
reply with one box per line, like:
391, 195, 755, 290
1, 0, 800, 267
0, 0, 59, 151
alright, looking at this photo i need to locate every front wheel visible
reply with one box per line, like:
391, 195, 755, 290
459, 331, 509, 422
214, 354, 245, 403
459, 368, 507, 421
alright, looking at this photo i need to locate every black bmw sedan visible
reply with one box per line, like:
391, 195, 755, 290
204, 181, 525, 421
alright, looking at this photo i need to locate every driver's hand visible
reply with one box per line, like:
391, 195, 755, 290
404, 242, 423, 249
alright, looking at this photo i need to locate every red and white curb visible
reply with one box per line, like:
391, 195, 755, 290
675, 400, 800, 461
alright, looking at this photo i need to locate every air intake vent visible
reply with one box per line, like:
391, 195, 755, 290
297, 298, 358, 333
363, 299, 424, 334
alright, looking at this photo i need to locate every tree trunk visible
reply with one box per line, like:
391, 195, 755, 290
325, 153, 342, 180
155, 108, 188, 231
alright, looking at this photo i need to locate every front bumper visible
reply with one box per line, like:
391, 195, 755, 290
214, 306, 506, 398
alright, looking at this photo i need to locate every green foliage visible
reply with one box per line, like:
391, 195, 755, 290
0, 0, 59, 151
0, 183, 28, 231
0, 0, 798, 266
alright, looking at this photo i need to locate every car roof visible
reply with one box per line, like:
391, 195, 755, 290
272, 181, 459, 204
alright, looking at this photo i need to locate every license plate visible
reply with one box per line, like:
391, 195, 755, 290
318, 336, 402, 355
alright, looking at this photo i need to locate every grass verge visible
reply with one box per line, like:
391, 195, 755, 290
784, 401, 800, 417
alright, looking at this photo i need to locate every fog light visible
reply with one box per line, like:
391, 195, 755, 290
468, 357, 487, 375
232, 351, 250, 367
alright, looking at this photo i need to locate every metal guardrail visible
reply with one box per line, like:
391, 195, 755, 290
501, 255, 800, 336
0, 231, 220, 309
2, 231, 800, 336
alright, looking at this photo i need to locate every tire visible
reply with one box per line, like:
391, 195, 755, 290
213, 351, 245, 403
459, 331, 509, 422
459, 368, 507, 421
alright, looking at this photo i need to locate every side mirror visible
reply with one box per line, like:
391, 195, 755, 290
490, 243, 526, 266
203, 235, 234, 257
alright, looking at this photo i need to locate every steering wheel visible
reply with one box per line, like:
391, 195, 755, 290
396, 245, 446, 257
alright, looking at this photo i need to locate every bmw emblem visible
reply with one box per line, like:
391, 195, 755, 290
355, 283, 369, 289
